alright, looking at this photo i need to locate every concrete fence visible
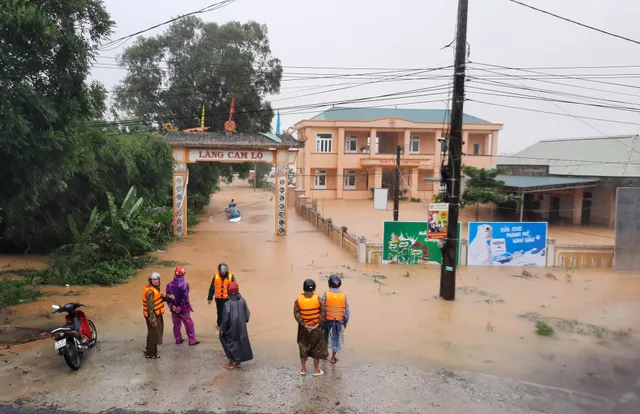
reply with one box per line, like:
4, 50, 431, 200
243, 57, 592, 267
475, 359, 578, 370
293, 191, 615, 269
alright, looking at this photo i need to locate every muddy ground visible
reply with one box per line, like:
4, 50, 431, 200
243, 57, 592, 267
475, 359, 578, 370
1, 182, 639, 413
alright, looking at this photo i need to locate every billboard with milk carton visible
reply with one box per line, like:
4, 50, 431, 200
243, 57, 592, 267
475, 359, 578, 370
467, 222, 547, 267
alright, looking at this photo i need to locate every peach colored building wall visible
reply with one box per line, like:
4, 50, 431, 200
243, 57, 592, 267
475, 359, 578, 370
295, 117, 503, 200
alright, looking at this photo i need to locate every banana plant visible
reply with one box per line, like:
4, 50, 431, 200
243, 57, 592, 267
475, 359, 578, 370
102, 186, 150, 257
106, 187, 144, 231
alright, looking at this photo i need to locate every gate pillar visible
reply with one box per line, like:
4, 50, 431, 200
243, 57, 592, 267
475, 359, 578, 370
275, 148, 289, 236
173, 162, 188, 238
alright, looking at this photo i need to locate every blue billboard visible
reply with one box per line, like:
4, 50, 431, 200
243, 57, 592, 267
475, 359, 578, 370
467, 222, 548, 267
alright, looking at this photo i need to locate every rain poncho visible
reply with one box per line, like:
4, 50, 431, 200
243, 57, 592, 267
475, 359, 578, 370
229, 206, 240, 219
166, 274, 197, 345
166, 274, 193, 313
219, 294, 253, 363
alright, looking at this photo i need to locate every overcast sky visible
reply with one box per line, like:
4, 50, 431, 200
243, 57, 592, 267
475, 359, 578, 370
93, 0, 640, 154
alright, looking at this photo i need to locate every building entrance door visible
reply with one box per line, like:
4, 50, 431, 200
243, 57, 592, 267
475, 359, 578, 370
381, 170, 397, 200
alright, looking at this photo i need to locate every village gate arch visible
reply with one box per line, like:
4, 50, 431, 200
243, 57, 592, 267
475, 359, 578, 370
166, 131, 303, 238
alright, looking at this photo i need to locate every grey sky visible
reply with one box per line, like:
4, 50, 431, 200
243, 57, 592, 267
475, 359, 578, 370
94, 0, 640, 154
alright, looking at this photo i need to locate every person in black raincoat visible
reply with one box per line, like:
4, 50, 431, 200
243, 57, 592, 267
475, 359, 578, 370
219, 281, 253, 369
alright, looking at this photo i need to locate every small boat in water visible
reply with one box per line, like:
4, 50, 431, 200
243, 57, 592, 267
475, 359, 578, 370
225, 207, 241, 222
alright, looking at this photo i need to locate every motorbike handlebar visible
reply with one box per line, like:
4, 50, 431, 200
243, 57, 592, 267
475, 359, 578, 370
52, 303, 85, 314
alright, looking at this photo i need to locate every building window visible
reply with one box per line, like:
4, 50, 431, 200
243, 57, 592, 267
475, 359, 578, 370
424, 171, 434, 183
473, 143, 481, 156
345, 135, 357, 153
314, 170, 327, 189
344, 170, 356, 190
316, 134, 333, 153
409, 135, 420, 154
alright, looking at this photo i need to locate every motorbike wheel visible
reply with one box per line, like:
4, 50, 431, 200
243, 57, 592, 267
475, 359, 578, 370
63, 342, 83, 371
88, 320, 97, 348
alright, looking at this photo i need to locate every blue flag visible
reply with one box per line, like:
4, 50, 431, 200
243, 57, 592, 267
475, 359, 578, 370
275, 110, 281, 134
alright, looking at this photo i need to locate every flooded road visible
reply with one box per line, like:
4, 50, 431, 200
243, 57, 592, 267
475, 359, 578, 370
1, 182, 639, 413
314, 198, 616, 245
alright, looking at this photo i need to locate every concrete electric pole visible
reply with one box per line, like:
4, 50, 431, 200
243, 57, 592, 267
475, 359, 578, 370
440, 0, 469, 301
393, 145, 401, 221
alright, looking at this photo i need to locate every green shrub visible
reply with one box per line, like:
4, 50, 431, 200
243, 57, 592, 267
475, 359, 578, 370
535, 321, 555, 336
0, 278, 41, 306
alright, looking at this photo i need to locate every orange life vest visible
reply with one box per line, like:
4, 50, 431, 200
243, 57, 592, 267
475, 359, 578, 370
142, 285, 165, 318
213, 273, 235, 299
325, 291, 346, 321
297, 293, 321, 326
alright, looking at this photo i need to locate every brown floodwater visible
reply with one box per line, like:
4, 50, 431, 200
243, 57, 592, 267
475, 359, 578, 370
1, 181, 638, 405
313, 198, 616, 245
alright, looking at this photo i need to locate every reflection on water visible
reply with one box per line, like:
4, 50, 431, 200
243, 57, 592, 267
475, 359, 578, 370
1, 181, 639, 399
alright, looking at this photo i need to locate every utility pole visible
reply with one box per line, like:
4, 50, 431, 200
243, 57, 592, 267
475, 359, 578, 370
440, 0, 469, 301
393, 145, 401, 221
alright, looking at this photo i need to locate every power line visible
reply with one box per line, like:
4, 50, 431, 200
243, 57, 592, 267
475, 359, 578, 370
96, 55, 640, 72
470, 62, 640, 91
506, 0, 640, 46
466, 85, 640, 114
469, 99, 640, 126
98, 0, 238, 51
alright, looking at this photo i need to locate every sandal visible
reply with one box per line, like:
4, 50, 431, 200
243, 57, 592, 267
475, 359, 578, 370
312, 370, 325, 377
145, 354, 160, 359
189, 341, 200, 346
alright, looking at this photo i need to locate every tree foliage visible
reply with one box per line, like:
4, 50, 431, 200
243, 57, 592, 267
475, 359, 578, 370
114, 17, 282, 210
461, 166, 518, 220
0, 0, 118, 251
114, 17, 282, 131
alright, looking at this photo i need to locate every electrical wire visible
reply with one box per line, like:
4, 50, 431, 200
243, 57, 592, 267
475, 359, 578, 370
506, 0, 640, 46
97, 0, 238, 51
468, 99, 640, 126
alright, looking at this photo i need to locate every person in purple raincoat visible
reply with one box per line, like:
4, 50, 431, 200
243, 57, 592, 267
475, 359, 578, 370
166, 266, 200, 346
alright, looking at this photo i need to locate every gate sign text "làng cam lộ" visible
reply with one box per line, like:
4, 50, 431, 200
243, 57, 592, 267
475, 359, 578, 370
189, 150, 274, 163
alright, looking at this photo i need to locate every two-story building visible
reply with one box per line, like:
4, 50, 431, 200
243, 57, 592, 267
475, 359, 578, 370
294, 106, 503, 201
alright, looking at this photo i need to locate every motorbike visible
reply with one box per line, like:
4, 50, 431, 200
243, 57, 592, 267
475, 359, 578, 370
49, 303, 97, 370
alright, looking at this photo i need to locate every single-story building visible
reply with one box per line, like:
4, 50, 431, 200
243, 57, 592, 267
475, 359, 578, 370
495, 135, 640, 228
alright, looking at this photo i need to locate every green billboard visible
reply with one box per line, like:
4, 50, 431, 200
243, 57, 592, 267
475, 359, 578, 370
382, 221, 461, 265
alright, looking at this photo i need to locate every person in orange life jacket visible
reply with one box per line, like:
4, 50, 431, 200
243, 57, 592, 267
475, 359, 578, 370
293, 279, 328, 376
207, 263, 236, 332
143, 272, 174, 359
322, 274, 350, 364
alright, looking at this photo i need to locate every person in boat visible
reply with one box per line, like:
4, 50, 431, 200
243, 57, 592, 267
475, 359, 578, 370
219, 281, 253, 369
229, 199, 237, 208
294, 279, 328, 376
228, 204, 240, 219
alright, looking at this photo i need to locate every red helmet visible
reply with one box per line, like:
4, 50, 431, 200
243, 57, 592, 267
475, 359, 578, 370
175, 266, 186, 276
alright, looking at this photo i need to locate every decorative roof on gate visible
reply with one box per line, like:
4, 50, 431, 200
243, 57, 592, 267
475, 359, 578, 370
165, 132, 303, 149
